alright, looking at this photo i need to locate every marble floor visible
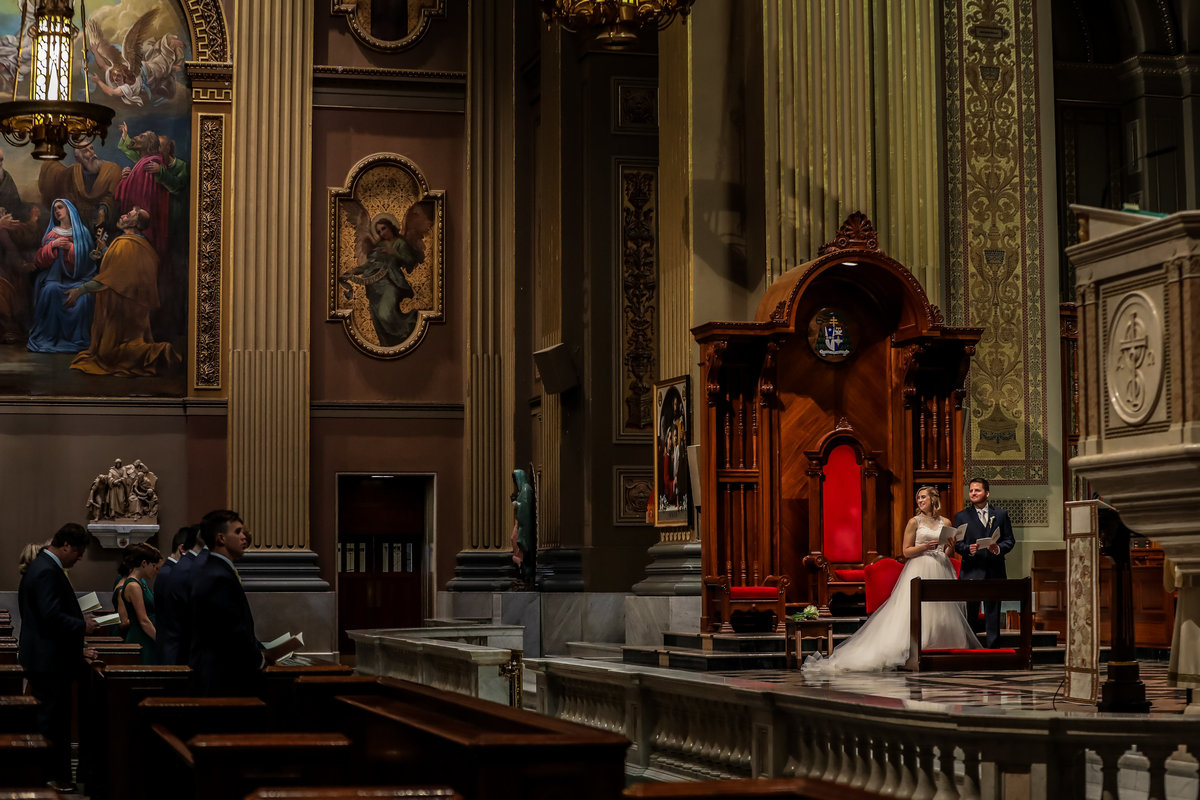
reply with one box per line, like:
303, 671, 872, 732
709, 660, 1193, 715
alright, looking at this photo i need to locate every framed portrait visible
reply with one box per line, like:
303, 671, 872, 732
327, 153, 445, 358
652, 374, 691, 528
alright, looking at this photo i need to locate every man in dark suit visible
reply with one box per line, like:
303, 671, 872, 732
189, 510, 266, 696
159, 524, 207, 665
953, 477, 1016, 648
152, 526, 191, 665
18, 523, 99, 792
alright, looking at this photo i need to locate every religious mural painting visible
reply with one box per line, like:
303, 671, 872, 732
331, 0, 446, 53
327, 153, 445, 358
652, 374, 690, 528
0, 0, 192, 396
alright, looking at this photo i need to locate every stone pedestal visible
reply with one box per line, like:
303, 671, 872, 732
624, 595, 702, 646
1067, 206, 1200, 679
87, 523, 159, 550
631, 541, 702, 596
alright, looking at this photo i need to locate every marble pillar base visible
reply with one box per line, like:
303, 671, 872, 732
445, 550, 520, 592
624, 595, 702, 646
536, 547, 584, 592
632, 541, 702, 596
247, 590, 336, 659
435, 590, 628, 656
237, 550, 329, 591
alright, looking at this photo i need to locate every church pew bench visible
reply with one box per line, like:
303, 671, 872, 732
0, 792, 59, 800
151, 726, 352, 800
81, 664, 192, 800
137, 697, 274, 800
277, 674, 383, 731
84, 635, 126, 644
262, 661, 354, 721
0, 695, 39, 733
246, 789, 461, 799
0, 642, 17, 665
0, 665, 23, 694
0, 733, 51, 788
333, 677, 629, 800
906, 577, 1033, 671
88, 642, 144, 667
625, 777, 890, 798
0, 624, 13, 637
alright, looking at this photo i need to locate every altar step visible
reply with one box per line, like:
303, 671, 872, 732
620, 626, 1066, 672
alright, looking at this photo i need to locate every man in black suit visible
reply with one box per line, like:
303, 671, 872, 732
18, 523, 99, 792
152, 526, 191, 665
188, 510, 266, 696
953, 477, 1016, 648
159, 524, 207, 665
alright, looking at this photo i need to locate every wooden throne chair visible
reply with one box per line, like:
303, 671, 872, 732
692, 213, 981, 633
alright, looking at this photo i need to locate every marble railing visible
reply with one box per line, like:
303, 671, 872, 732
350, 628, 522, 706
529, 659, 1200, 799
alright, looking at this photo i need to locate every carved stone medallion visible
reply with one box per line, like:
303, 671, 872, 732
1106, 291, 1163, 426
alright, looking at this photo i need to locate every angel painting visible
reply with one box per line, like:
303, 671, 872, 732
87, 8, 187, 108
327, 154, 444, 358
338, 202, 434, 348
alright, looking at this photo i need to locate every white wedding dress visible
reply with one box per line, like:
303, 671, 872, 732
802, 517, 980, 673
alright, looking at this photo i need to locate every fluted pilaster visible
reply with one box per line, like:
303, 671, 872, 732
464, 0, 517, 552
227, 0, 313, 548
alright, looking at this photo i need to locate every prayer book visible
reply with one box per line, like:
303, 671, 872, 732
938, 524, 968, 547
263, 631, 305, 662
78, 592, 102, 613
93, 612, 121, 628
973, 530, 1002, 549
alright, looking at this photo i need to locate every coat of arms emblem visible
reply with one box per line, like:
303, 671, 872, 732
808, 308, 853, 362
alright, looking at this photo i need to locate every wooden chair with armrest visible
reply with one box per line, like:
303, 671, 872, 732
703, 574, 790, 633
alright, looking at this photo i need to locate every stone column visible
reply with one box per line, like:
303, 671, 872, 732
226, 0, 323, 588
447, 0, 520, 591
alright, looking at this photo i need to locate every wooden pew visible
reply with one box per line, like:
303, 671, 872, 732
88, 642, 144, 667
0, 665, 23, 695
0, 642, 17, 666
262, 661, 353, 722
246, 790, 461, 799
0, 733, 51, 788
0, 791, 59, 800
151, 727, 352, 800
0, 695, 39, 733
278, 675, 382, 731
138, 697, 274, 800
82, 665, 192, 800
334, 677, 629, 800
625, 778, 889, 799
906, 577, 1033, 671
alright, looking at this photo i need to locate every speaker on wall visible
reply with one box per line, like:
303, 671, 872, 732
533, 343, 578, 394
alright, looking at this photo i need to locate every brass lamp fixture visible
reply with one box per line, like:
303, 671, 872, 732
540, 0, 696, 50
0, 0, 113, 160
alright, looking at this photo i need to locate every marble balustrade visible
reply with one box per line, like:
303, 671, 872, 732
530, 659, 1200, 799
350, 629, 520, 706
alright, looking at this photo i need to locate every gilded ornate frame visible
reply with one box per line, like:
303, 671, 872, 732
327, 153, 446, 359
330, 0, 447, 53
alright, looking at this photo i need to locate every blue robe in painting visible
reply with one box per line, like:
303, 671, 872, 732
27, 199, 96, 353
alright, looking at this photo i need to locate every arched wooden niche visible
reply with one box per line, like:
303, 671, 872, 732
692, 213, 981, 629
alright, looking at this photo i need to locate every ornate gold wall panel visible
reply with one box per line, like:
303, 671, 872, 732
227, 0, 314, 547
943, 0, 1049, 485
193, 114, 225, 390
617, 163, 658, 440
182, 0, 229, 62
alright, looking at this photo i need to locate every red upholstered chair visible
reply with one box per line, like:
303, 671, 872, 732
864, 558, 905, 614
802, 437, 881, 614
704, 575, 790, 633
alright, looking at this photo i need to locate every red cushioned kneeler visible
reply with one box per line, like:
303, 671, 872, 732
864, 558, 904, 614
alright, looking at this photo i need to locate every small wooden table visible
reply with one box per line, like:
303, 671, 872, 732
785, 618, 835, 668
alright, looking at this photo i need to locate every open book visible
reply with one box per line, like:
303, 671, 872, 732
77, 591, 102, 613
263, 631, 305, 662
93, 612, 121, 628
938, 524, 968, 547
972, 529, 1002, 550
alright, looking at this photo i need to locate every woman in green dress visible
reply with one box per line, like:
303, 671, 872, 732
117, 543, 162, 665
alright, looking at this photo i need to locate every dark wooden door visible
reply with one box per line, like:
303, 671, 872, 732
336, 475, 428, 653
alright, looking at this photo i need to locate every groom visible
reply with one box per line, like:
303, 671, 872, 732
953, 477, 1015, 648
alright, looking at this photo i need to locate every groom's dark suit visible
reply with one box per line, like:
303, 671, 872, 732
953, 504, 1015, 648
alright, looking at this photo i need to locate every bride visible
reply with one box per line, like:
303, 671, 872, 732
803, 486, 980, 673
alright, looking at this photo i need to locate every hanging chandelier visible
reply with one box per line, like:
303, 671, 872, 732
0, 0, 113, 160
540, 0, 697, 51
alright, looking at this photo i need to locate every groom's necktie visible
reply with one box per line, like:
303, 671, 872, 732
978, 507, 988, 525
